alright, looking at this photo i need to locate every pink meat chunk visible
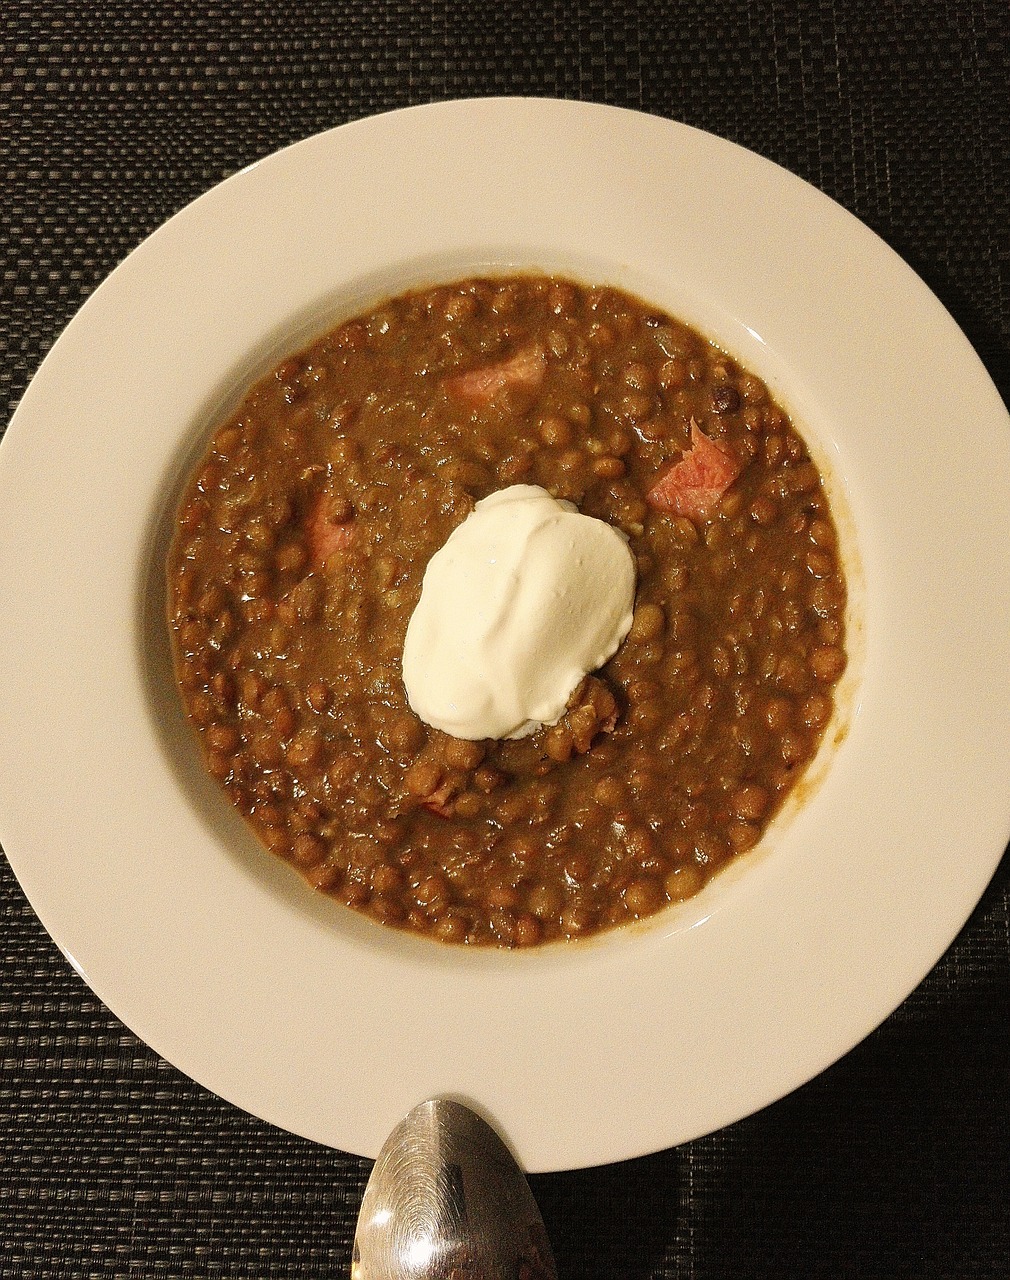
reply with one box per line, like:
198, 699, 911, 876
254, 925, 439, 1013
444, 345, 547, 404
306, 491, 355, 567
646, 421, 744, 522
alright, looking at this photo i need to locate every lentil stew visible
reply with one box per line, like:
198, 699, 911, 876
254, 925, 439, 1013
167, 274, 847, 946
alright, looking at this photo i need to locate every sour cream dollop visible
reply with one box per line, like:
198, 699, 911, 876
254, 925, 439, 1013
402, 484, 636, 740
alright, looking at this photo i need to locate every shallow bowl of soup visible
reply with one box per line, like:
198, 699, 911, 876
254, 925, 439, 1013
0, 99, 1007, 1171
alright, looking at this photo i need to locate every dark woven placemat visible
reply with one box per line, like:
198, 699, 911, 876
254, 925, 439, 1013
2, 2, 1009, 1276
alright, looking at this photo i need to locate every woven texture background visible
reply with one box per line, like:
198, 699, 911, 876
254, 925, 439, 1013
2, 1, 1009, 1276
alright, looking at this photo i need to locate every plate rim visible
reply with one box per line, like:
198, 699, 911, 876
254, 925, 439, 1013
1, 97, 1009, 1172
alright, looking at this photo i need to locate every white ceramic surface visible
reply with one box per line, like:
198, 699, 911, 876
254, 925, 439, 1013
0, 99, 1008, 1173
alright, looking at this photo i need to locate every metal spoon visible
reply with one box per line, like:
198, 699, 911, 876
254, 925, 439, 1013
351, 1098, 557, 1279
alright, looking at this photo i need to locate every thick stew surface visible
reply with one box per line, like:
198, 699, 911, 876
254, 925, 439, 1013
168, 274, 847, 946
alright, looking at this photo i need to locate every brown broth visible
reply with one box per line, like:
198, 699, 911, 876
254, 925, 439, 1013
167, 274, 847, 946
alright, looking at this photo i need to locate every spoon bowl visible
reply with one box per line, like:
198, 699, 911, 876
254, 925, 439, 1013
351, 1098, 557, 1279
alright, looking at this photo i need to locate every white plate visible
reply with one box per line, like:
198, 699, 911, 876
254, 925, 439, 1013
1, 99, 1008, 1173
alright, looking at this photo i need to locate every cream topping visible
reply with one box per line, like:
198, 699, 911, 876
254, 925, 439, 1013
402, 485, 636, 740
